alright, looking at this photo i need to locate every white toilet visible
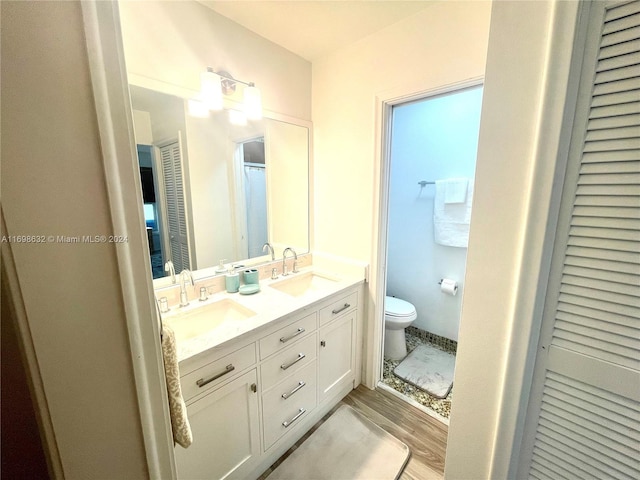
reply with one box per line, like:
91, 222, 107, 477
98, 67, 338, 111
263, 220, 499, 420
384, 296, 418, 360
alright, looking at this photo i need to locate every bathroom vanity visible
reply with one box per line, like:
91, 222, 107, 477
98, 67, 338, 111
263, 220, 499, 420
161, 265, 364, 479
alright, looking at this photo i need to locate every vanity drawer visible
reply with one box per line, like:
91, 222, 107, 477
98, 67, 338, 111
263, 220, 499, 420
181, 343, 257, 402
262, 360, 317, 450
260, 334, 317, 390
319, 291, 358, 326
259, 312, 317, 360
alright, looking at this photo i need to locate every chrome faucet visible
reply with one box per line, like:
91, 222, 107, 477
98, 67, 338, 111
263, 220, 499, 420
282, 247, 298, 276
179, 269, 194, 307
262, 242, 275, 261
164, 260, 176, 284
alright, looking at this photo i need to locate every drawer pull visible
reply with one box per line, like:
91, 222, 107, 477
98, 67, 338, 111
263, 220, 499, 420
280, 327, 305, 343
282, 408, 306, 428
332, 303, 351, 315
281, 353, 306, 370
282, 381, 306, 400
196, 364, 235, 388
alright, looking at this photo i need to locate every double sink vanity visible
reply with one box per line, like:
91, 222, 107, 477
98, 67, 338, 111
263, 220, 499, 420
158, 259, 365, 479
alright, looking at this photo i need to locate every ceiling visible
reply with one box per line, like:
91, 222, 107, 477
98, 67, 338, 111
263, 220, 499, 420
197, 1, 435, 61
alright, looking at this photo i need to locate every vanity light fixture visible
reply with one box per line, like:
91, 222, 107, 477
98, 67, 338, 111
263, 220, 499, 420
200, 68, 224, 110
194, 67, 263, 120
243, 83, 262, 120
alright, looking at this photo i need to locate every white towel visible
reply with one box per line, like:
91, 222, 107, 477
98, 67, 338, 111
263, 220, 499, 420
434, 179, 474, 248
161, 324, 193, 448
443, 178, 469, 204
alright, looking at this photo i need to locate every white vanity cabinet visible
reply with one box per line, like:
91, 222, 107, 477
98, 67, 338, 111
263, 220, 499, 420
174, 341, 261, 480
173, 283, 363, 480
174, 369, 261, 480
319, 312, 356, 402
318, 291, 358, 402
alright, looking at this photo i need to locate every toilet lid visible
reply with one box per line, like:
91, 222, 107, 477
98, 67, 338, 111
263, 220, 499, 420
385, 296, 416, 317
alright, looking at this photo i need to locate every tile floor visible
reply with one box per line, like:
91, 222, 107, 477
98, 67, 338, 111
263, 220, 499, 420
381, 332, 454, 419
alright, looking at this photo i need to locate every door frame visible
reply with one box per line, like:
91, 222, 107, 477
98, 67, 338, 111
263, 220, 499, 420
367, 77, 484, 389
81, 2, 176, 478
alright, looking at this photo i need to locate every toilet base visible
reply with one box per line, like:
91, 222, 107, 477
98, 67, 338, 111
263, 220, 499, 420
384, 328, 408, 360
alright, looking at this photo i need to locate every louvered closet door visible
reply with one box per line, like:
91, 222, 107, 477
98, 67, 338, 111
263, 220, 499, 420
519, 1, 640, 478
160, 142, 190, 272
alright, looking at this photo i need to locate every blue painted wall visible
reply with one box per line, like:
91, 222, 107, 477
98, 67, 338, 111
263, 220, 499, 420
387, 86, 483, 341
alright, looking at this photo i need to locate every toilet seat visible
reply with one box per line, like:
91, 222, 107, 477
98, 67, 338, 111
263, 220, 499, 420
385, 296, 416, 318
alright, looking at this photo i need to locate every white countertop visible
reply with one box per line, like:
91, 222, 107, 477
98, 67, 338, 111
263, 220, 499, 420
161, 265, 365, 364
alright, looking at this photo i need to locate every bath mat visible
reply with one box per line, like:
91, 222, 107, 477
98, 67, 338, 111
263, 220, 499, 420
393, 344, 455, 399
267, 405, 410, 480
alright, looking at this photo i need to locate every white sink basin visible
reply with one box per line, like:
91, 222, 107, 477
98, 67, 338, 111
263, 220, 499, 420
164, 298, 256, 340
269, 271, 339, 297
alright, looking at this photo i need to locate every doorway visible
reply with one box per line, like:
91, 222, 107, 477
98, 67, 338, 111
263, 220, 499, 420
378, 83, 483, 422
233, 137, 269, 260
137, 144, 166, 279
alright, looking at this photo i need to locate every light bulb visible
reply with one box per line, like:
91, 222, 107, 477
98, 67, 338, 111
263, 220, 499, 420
243, 84, 262, 120
200, 70, 223, 111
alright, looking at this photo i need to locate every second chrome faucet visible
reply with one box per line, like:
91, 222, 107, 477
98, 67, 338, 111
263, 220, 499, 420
179, 269, 194, 307
282, 247, 298, 276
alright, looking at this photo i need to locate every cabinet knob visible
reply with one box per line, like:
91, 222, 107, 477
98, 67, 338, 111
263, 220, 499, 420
251, 383, 257, 393
320, 340, 326, 347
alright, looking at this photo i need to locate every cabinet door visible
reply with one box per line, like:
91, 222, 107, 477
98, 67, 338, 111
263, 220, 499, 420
318, 312, 355, 402
174, 370, 260, 480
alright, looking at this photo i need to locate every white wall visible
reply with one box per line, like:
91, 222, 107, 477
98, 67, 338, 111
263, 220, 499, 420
133, 110, 153, 144
312, 1, 491, 266
118, 0, 312, 121
184, 110, 238, 268
387, 87, 483, 341
265, 120, 310, 256
1, 1, 148, 476
445, 1, 580, 477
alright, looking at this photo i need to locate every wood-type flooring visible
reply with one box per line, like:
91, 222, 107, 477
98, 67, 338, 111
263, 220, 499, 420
260, 384, 448, 479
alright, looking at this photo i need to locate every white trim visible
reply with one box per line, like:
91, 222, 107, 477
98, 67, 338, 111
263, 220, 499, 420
1, 208, 64, 478
368, 77, 484, 390
487, 1, 587, 477
80, 2, 176, 478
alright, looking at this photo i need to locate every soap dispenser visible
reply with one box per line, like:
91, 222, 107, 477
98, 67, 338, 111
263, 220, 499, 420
225, 266, 240, 293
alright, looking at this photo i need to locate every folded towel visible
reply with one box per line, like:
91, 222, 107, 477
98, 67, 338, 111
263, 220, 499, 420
434, 179, 474, 248
443, 178, 469, 204
161, 324, 192, 448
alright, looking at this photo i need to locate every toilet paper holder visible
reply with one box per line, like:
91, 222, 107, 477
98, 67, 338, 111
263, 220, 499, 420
438, 278, 459, 296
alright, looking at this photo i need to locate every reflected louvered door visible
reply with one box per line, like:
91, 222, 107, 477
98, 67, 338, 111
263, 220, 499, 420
520, 1, 640, 478
160, 141, 190, 272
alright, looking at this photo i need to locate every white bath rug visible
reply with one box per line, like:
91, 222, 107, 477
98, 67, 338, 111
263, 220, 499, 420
267, 405, 410, 480
393, 344, 455, 399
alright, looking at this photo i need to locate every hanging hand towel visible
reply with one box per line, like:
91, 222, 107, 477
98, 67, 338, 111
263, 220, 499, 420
161, 324, 193, 448
443, 178, 469, 204
434, 179, 474, 248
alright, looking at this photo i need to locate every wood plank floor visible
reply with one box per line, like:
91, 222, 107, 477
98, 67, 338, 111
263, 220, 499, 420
259, 385, 448, 479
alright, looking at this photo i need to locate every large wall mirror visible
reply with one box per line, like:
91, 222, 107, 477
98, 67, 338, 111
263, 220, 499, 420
129, 85, 310, 285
